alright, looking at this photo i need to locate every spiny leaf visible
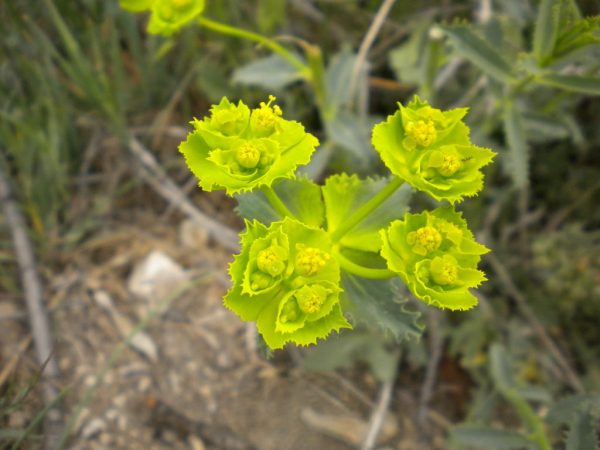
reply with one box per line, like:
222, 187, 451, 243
566, 410, 599, 450
341, 273, 423, 343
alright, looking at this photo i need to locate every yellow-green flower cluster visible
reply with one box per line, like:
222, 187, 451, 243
179, 96, 319, 195
119, 0, 205, 36
225, 218, 350, 349
372, 96, 495, 203
380, 207, 489, 310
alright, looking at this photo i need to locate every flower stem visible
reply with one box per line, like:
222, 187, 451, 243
197, 16, 308, 74
330, 177, 404, 242
335, 251, 396, 279
261, 185, 296, 219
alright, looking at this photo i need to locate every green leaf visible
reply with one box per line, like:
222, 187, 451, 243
566, 410, 599, 450
389, 20, 432, 86
440, 24, 515, 83
503, 100, 529, 189
322, 174, 412, 253
489, 344, 516, 392
533, 0, 559, 63
554, 16, 600, 60
303, 332, 399, 382
325, 110, 372, 164
325, 46, 366, 111
546, 394, 600, 424
536, 73, 600, 96
341, 273, 423, 343
232, 54, 304, 90
235, 176, 325, 227
450, 425, 535, 450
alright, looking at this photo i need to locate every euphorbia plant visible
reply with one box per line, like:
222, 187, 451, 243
179, 95, 495, 349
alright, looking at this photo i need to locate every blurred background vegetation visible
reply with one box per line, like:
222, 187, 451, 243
1, 0, 599, 449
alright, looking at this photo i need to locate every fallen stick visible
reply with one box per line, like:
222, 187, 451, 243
0, 164, 62, 449
127, 136, 240, 253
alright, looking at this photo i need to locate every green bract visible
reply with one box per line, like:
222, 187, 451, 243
119, 0, 154, 12
148, 0, 205, 36
224, 218, 351, 349
179, 96, 319, 196
372, 96, 496, 203
380, 206, 489, 310
119, 0, 205, 36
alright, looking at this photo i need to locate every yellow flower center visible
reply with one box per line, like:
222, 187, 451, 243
256, 243, 287, 277
430, 255, 459, 285
294, 285, 327, 314
438, 154, 462, 177
295, 245, 330, 276
251, 95, 282, 136
405, 120, 436, 147
407, 226, 442, 255
172, 0, 190, 7
235, 142, 261, 169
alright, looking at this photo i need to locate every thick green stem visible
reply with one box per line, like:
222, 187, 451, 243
197, 16, 308, 74
261, 185, 296, 219
504, 390, 552, 450
330, 177, 404, 242
335, 251, 396, 279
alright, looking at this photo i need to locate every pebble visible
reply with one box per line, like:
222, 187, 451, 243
81, 418, 106, 439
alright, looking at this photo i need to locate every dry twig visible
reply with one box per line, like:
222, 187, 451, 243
417, 309, 444, 427
0, 164, 62, 450
360, 350, 400, 450
127, 136, 240, 252
347, 0, 398, 108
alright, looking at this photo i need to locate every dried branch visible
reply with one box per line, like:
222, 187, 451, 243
0, 163, 62, 449
127, 136, 240, 253
360, 350, 400, 450
348, 0, 398, 107
417, 309, 444, 426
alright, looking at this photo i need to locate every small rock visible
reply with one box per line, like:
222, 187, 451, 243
0, 301, 19, 319
138, 376, 152, 392
127, 250, 189, 308
301, 407, 397, 446
81, 418, 106, 439
188, 435, 206, 450
98, 432, 112, 446
179, 219, 209, 250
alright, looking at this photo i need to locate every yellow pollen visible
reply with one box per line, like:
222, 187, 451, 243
438, 154, 462, 177
251, 95, 282, 135
407, 226, 442, 255
405, 120, 436, 147
430, 255, 459, 286
235, 142, 261, 169
172, 0, 190, 7
256, 245, 286, 277
295, 246, 330, 276
295, 285, 327, 314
